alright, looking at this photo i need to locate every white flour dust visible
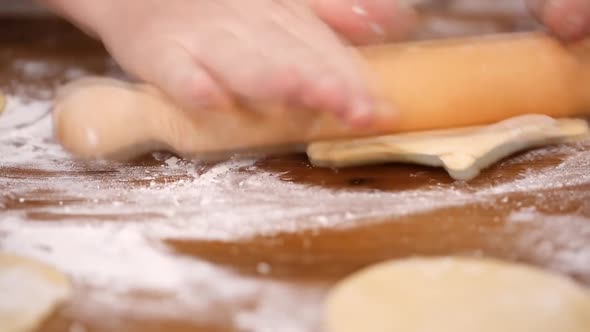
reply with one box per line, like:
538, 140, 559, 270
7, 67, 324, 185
0, 96, 67, 169
482, 144, 590, 195
0, 217, 323, 330
508, 210, 590, 279
1, 92, 590, 331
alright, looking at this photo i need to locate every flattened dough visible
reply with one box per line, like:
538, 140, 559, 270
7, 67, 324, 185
307, 115, 589, 180
0, 253, 72, 332
324, 257, 590, 332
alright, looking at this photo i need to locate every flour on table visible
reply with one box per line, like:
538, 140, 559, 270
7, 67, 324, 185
1, 92, 590, 331
507, 210, 590, 279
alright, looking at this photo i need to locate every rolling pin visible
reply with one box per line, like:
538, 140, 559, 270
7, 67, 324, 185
54, 32, 590, 161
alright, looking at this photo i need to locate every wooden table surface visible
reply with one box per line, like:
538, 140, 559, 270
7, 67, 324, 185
0, 4, 589, 332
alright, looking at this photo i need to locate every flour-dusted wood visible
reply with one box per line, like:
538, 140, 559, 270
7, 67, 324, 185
307, 115, 589, 180
7, 15, 590, 332
0, 253, 72, 332
53, 33, 590, 161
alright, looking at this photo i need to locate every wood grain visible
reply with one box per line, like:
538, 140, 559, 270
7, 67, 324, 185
0, 11, 589, 332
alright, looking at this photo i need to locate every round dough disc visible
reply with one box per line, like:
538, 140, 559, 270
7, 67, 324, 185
324, 257, 590, 332
0, 253, 72, 332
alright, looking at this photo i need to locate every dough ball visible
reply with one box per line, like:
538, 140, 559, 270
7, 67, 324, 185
0, 253, 72, 332
324, 257, 590, 332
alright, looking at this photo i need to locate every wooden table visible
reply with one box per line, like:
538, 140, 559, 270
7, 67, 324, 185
0, 6, 588, 332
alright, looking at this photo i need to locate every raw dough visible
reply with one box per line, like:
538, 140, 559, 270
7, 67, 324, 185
324, 257, 590, 332
0, 253, 72, 332
307, 115, 589, 180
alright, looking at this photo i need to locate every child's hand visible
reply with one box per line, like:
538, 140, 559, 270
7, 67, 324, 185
43, 0, 417, 127
528, 0, 590, 40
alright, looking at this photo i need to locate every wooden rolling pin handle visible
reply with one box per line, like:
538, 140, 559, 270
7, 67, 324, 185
572, 39, 590, 110
54, 33, 590, 160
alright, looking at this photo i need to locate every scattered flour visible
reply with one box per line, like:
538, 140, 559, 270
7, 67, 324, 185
3, 5, 578, 330
12, 59, 57, 78
508, 210, 590, 281
0, 217, 322, 330
481, 143, 590, 195
1, 87, 589, 331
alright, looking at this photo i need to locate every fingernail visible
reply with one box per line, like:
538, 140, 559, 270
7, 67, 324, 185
350, 1, 386, 39
350, 0, 417, 42
351, 3, 368, 16
368, 22, 386, 37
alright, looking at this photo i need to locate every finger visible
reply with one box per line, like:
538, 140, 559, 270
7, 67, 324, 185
278, 14, 377, 126
310, 0, 419, 45
147, 45, 230, 111
194, 8, 356, 120
527, 0, 590, 40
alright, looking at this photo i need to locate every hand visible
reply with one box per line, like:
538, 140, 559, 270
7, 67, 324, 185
42, 0, 417, 128
527, 0, 590, 40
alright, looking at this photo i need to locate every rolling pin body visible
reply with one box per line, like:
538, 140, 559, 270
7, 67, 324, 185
54, 33, 590, 160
